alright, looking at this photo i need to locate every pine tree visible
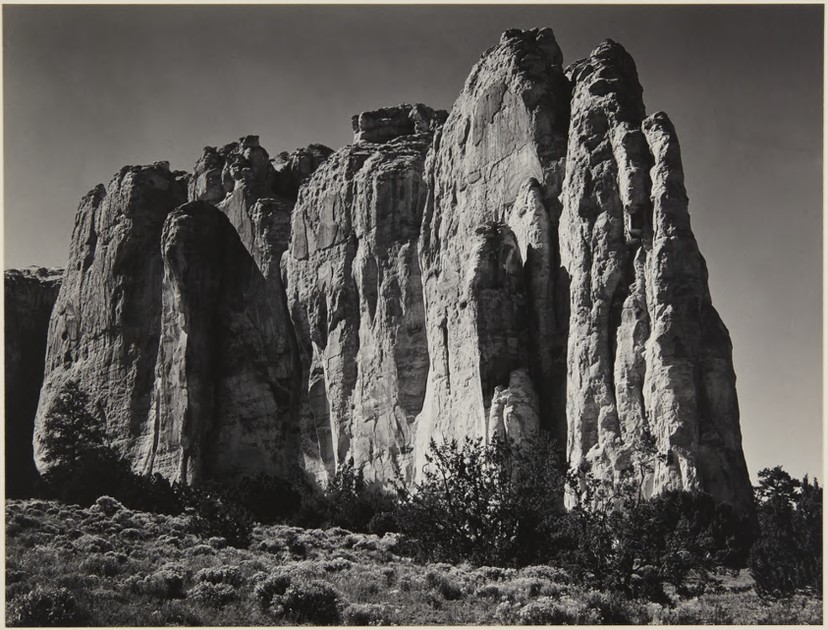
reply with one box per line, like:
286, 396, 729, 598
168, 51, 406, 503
40, 380, 106, 467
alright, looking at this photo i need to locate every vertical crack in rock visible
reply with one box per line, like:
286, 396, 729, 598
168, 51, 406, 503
417, 27, 570, 475
286, 104, 442, 483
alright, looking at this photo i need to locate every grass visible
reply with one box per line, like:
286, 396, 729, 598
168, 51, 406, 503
5, 497, 823, 626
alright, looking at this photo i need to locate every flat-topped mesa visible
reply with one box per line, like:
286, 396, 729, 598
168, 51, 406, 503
5, 267, 63, 496
415, 26, 571, 473
351, 104, 448, 144
286, 107, 441, 483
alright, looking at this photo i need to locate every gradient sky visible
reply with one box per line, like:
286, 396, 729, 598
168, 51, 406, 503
4, 4, 823, 482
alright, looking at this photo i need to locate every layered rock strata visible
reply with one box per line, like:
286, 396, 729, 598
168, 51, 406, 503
5, 267, 63, 495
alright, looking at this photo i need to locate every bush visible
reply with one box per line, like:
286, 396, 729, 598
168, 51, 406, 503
6, 586, 89, 627
195, 566, 242, 587
549, 447, 754, 601
395, 435, 566, 566
182, 486, 255, 549
750, 467, 822, 597
253, 572, 292, 607
135, 569, 186, 599
274, 579, 342, 625
232, 474, 303, 524
188, 582, 236, 607
343, 603, 396, 626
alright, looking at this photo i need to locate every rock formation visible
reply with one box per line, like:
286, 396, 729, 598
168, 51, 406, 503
286, 104, 444, 482
149, 202, 300, 483
416, 28, 571, 474
5, 267, 62, 496
559, 40, 752, 511
32, 164, 188, 472
25, 28, 753, 511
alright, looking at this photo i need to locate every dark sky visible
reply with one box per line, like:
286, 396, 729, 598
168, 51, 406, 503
4, 4, 823, 481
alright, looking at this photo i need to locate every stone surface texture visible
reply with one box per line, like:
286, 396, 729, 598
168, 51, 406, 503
27, 28, 752, 511
415, 28, 571, 475
559, 40, 752, 511
5, 267, 63, 495
148, 202, 300, 484
33, 164, 188, 471
285, 115, 440, 482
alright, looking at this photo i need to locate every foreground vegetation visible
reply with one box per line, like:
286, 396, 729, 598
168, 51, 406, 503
6, 381, 822, 625
5, 497, 822, 626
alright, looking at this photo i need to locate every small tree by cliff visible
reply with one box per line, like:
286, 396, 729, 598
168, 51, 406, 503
40, 380, 107, 468
38, 380, 127, 506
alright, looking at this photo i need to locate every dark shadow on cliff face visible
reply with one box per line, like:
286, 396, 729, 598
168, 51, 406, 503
4, 269, 62, 498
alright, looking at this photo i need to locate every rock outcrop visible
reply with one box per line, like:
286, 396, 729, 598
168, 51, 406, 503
5, 267, 63, 496
416, 28, 571, 473
33, 164, 188, 471
286, 105, 442, 482
559, 40, 752, 511
27, 28, 752, 511
148, 202, 300, 483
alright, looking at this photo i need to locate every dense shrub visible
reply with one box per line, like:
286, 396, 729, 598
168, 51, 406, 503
343, 602, 396, 626
551, 456, 753, 600
395, 435, 566, 566
750, 467, 822, 597
6, 586, 89, 627
134, 569, 186, 599
274, 579, 343, 624
188, 582, 236, 607
231, 474, 303, 524
253, 572, 292, 607
182, 486, 255, 549
195, 566, 242, 587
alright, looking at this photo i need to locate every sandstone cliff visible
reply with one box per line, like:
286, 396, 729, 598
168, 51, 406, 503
5, 267, 62, 496
148, 201, 301, 483
416, 28, 571, 475
286, 104, 445, 482
559, 41, 752, 511
33, 164, 188, 472
27, 28, 753, 511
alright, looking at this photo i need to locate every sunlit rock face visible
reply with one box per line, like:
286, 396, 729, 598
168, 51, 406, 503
559, 40, 752, 512
29, 28, 752, 512
285, 106, 442, 483
415, 27, 571, 476
33, 164, 189, 472
5, 267, 63, 496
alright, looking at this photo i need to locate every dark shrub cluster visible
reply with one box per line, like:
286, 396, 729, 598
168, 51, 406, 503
6, 586, 89, 627
750, 466, 822, 598
394, 435, 566, 566
394, 435, 754, 601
